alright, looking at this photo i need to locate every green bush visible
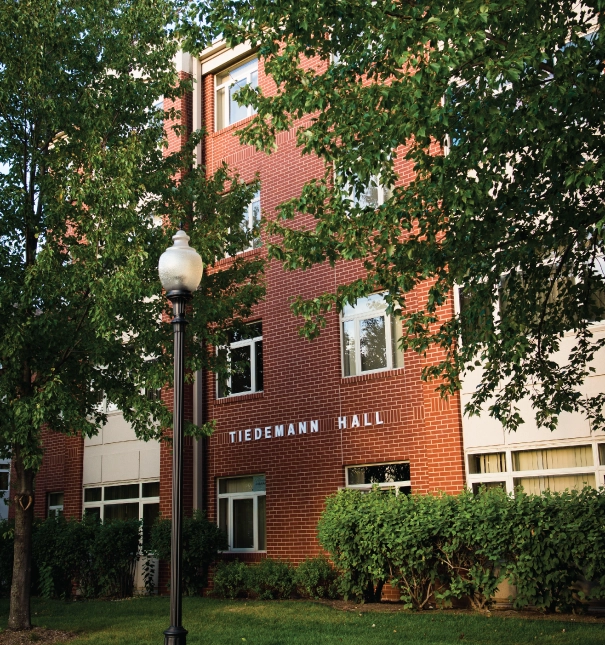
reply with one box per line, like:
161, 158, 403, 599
248, 558, 294, 600
294, 555, 340, 599
317, 489, 391, 602
32, 515, 141, 599
212, 560, 250, 599
32, 516, 97, 599
318, 486, 605, 611
150, 510, 227, 596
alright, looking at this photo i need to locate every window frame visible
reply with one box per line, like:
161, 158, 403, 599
217, 322, 263, 398
340, 293, 403, 377
214, 57, 258, 131
82, 480, 160, 528
217, 475, 266, 553
240, 189, 261, 252
48, 492, 64, 518
345, 461, 411, 495
466, 441, 605, 494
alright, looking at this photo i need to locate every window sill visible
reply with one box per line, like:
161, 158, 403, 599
340, 368, 404, 386
215, 391, 264, 405
212, 114, 256, 138
215, 247, 262, 267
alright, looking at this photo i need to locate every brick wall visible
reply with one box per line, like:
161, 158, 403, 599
199, 54, 465, 565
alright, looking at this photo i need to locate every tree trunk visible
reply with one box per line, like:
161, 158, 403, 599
8, 447, 35, 631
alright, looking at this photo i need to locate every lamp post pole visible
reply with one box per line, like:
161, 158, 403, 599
158, 230, 204, 645
164, 289, 190, 645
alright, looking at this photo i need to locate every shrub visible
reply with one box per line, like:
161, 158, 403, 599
294, 555, 340, 599
248, 558, 294, 600
440, 488, 512, 610
318, 489, 391, 602
212, 560, 250, 599
150, 510, 227, 596
31, 515, 141, 599
32, 515, 97, 599
318, 486, 605, 611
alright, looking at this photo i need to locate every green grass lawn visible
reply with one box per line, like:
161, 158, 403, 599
1, 597, 604, 645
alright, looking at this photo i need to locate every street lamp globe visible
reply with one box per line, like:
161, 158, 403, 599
158, 229, 204, 294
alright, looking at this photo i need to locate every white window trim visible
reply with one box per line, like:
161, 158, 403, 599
345, 461, 411, 494
217, 324, 263, 398
340, 294, 402, 377
82, 480, 160, 522
217, 476, 266, 553
466, 440, 605, 495
214, 57, 258, 131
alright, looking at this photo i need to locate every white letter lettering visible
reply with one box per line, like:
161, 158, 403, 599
287, 423, 296, 436
255, 427, 262, 440
375, 412, 384, 425
351, 415, 360, 428
265, 426, 272, 439
298, 421, 307, 434
338, 416, 347, 429
311, 420, 319, 433
245, 429, 252, 441
229, 431, 236, 443
364, 413, 372, 427
274, 424, 284, 438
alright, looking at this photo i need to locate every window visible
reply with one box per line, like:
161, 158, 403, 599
341, 294, 403, 376
468, 452, 506, 475
82, 481, 159, 543
241, 190, 261, 251
145, 387, 162, 402
48, 492, 64, 518
217, 322, 263, 398
215, 58, 258, 131
467, 443, 604, 494
346, 462, 411, 494
218, 475, 266, 551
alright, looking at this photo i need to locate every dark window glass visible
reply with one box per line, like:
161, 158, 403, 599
255, 340, 263, 392
85, 487, 102, 503
347, 463, 411, 486
230, 345, 252, 394
142, 503, 159, 547
0, 471, 8, 491
359, 316, 387, 372
599, 444, 605, 466
84, 507, 101, 519
472, 481, 506, 495
142, 482, 160, 498
257, 495, 266, 550
104, 484, 139, 501
232, 498, 254, 549
104, 502, 139, 522
48, 492, 64, 507
145, 388, 162, 401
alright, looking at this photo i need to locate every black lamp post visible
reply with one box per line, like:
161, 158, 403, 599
158, 229, 203, 645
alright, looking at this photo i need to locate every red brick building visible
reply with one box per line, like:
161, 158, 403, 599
26, 45, 467, 569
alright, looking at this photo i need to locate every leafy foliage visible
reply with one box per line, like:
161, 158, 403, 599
212, 560, 250, 599
184, 0, 605, 433
293, 555, 340, 600
318, 487, 605, 611
0, 0, 264, 628
149, 511, 228, 596
248, 558, 295, 600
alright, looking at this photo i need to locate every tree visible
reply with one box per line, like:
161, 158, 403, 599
0, 0, 263, 629
184, 0, 605, 431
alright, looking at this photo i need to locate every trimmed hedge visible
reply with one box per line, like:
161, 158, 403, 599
318, 486, 605, 611
0, 516, 143, 599
212, 556, 340, 600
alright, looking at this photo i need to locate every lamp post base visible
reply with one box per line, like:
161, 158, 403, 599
164, 625, 188, 645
